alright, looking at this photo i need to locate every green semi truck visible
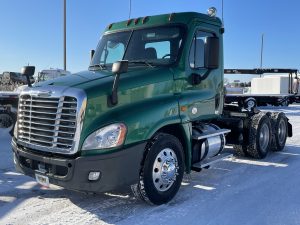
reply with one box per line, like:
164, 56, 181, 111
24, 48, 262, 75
12, 9, 292, 205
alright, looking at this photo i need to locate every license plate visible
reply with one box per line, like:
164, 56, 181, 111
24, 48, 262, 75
35, 173, 49, 187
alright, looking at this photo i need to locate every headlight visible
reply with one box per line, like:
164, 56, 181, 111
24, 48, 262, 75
82, 123, 127, 150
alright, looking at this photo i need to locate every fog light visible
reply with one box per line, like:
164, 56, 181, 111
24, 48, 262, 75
88, 171, 101, 181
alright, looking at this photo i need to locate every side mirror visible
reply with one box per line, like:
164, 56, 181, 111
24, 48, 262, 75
21, 66, 35, 87
21, 66, 35, 77
205, 37, 219, 69
108, 60, 129, 107
90, 49, 95, 61
112, 60, 128, 74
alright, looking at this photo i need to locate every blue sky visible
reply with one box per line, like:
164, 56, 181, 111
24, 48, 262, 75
0, 0, 299, 82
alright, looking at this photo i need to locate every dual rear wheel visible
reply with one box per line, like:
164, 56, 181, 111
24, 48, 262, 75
233, 112, 288, 159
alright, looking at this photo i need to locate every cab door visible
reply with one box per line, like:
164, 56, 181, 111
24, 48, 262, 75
179, 30, 223, 122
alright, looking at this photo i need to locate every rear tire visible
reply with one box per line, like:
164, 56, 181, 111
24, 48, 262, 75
245, 112, 272, 159
270, 112, 288, 151
132, 133, 184, 205
233, 145, 248, 157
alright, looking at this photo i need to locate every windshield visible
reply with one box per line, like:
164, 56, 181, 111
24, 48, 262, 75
90, 26, 184, 69
37, 71, 69, 82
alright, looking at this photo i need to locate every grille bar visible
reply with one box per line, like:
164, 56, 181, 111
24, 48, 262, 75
19, 109, 76, 116
18, 136, 73, 147
19, 104, 76, 110
19, 120, 76, 129
19, 114, 75, 123
19, 131, 74, 141
18, 125, 75, 135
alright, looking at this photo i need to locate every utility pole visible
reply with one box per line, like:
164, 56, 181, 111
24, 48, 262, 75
260, 34, 264, 77
129, 0, 132, 19
63, 0, 67, 70
221, 0, 224, 26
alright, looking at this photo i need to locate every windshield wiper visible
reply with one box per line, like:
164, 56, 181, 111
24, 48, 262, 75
128, 60, 154, 68
89, 64, 107, 70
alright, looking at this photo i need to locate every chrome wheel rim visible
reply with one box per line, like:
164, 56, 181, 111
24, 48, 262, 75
278, 119, 287, 145
259, 123, 270, 152
152, 148, 178, 192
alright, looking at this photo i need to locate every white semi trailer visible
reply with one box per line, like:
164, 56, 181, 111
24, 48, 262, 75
224, 68, 300, 110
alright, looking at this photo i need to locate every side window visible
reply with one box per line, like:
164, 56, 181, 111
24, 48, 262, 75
145, 41, 170, 59
101, 41, 125, 64
189, 31, 213, 69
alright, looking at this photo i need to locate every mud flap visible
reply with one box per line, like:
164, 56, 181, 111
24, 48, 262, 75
287, 121, 293, 137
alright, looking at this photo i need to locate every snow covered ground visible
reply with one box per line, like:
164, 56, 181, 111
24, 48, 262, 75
1, 105, 300, 225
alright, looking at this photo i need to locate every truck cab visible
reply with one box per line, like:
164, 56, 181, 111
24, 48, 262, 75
12, 10, 291, 205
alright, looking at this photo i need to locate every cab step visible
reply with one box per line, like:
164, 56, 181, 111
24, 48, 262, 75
192, 129, 231, 140
191, 153, 233, 172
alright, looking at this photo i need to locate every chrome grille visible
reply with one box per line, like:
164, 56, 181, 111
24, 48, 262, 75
18, 94, 78, 152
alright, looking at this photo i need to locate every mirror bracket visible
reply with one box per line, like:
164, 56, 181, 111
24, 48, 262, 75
107, 60, 128, 107
21, 66, 35, 87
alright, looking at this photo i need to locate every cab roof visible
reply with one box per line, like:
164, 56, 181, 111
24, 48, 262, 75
104, 12, 222, 33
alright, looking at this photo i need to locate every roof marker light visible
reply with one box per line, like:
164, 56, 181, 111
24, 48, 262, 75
169, 13, 175, 21
207, 7, 217, 17
142, 16, 149, 24
134, 18, 140, 25
126, 19, 132, 26
108, 23, 113, 29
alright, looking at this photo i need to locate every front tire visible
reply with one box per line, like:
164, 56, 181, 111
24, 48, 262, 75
132, 133, 184, 205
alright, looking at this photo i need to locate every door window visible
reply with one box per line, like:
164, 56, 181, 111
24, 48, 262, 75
189, 31, 213, 69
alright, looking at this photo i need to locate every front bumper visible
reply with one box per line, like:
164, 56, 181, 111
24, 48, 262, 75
12, 139, 146, 193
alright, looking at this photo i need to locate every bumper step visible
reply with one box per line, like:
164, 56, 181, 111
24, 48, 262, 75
192, 129, 231, 140
192, 153, 233, 171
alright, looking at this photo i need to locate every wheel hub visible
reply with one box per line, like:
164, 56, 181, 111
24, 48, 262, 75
259, 123, 270, 152
278, 119, 287, 145
152, 148, 178, 192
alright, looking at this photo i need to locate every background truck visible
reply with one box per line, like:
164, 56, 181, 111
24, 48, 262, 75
12, 9, 292, 205
36, 69, 71, 83
0, 92, 18, 132
1, 71, 35, 85
0, 68, 70, 131
224, 69, 300, 109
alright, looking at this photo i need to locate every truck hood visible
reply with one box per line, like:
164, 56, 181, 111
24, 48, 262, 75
34, 70, 112, 88
33, 67, 174, 92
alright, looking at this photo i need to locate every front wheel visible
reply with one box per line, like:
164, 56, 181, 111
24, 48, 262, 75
132, 133, 184, 205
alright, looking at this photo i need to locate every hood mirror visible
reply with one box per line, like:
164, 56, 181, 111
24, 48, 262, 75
21, 66, 35, 87
108, 60, 129, 107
